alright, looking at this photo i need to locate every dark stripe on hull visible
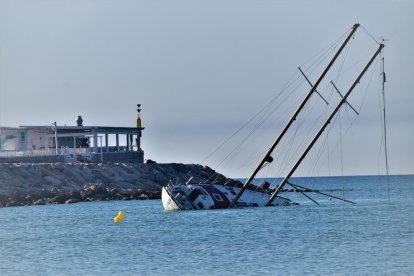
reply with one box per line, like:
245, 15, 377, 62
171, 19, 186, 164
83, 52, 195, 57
200, 184, 231, 209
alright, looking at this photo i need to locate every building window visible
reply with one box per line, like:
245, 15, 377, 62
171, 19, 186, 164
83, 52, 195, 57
20, 132, 25, 142
19, 131, 26, 150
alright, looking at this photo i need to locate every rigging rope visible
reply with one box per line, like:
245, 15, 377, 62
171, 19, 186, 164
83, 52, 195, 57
306, 70, 342, 176
360, 25, 381, 45
286, 38, 355, 178
338, 109, 345, 199
309, 56, 380, 176
207, 28, 347, 174
197, 69, 302, 169
194, 26, 356, 182
300, 28, 350, 71
381, 53, 391, 204
276, 48, 350, 177
207, 72, 307, 175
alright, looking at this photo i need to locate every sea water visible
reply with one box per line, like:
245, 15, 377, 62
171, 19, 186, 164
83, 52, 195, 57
0, 175, 413, 275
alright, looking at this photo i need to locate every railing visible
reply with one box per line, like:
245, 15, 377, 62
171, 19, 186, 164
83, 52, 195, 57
0, 146, 142, 165
0, 147, 92, 157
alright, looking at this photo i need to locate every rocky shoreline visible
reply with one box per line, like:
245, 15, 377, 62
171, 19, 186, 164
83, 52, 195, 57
0, 162, 228, 208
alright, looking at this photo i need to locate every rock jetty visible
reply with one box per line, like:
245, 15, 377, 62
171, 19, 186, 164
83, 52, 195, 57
0, 162, 228, 208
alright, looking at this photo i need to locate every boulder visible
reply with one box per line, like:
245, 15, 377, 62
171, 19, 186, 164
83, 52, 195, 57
33, 198, 47, 205
48, 193, 71, 204
65, 198, 80, 204
80, 184, 109, 199
138, 194, 149, 200
6, 200, 24, 207
44, 175, 62, 185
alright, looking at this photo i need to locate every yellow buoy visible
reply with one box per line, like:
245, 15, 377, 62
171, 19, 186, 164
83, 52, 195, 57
114, 211, 125, 223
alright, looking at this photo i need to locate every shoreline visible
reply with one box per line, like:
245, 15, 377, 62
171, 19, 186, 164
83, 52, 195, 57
0, 162, 228, 208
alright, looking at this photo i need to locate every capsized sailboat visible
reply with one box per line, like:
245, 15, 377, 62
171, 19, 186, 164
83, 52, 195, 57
161, 23, 385, 211
162, 181, 295, 211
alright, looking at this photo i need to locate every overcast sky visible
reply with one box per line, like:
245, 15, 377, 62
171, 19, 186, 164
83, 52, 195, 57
0, 0, 413, 178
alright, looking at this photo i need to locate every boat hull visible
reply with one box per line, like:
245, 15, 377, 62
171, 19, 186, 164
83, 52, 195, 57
161, 183, 295, 211
162, 186, 181, 211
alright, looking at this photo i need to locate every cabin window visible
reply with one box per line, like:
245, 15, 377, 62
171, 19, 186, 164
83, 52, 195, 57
189, 189, 201, 201
198, 189, 207, 196
212, 193, 223, 202
197, 202, 204, 209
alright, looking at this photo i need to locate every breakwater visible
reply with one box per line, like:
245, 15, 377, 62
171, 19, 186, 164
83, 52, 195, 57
0, 162, 227, 207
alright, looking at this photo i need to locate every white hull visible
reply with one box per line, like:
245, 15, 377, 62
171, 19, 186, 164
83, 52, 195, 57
162, 186, 181, 211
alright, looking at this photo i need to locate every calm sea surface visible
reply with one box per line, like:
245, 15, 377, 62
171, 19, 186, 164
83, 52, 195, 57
0, 175, 413, 275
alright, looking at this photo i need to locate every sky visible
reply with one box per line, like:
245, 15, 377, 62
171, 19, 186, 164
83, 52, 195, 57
0, 0, 413, 178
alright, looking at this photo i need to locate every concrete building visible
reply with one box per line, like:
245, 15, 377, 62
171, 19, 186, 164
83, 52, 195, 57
0, 113, 144, 163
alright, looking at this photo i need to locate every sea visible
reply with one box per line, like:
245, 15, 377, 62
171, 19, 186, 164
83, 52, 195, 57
0, 175, 413, 276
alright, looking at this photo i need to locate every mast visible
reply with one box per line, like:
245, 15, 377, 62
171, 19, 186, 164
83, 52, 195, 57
266, 43, 384, 205
228, 23, 360, 208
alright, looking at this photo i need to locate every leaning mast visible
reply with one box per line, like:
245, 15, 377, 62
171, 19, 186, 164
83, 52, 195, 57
267, 43, 385, 205
229, 23, 360, 208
